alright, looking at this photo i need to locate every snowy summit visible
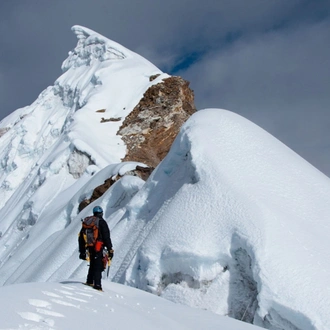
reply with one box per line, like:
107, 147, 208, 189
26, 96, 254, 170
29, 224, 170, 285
0, 26, 330, 330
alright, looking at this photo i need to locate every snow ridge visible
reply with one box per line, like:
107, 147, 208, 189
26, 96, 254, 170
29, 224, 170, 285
107, 109, 330, 330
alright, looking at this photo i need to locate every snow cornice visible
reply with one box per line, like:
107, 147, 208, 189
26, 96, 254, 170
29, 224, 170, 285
61, 25, 128, 72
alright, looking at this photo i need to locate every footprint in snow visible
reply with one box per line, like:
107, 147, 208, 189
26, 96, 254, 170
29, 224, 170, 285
36, 308, 65, 317
17, 285, 95, 328
17, 297, 65, 327
75, 291, 93, 297
50, 298, 81, 308
29, 299, 52, 308
55, 288, 74, 295
17, 311, 55, 327
66, 295, 88, 303
42, 290, 62, 298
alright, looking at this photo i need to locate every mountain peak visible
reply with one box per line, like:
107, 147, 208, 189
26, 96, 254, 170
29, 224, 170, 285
61, 25, 127, 72
0, 25, 169, 211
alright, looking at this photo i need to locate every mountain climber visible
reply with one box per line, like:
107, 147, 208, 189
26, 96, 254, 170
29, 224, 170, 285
78, 206, 114, 291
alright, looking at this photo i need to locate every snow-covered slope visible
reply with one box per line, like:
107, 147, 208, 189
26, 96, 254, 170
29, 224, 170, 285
104, 109, 330, 330
0, 281, 261, 330
2, 108, 328, 329
1, 26, 330, 330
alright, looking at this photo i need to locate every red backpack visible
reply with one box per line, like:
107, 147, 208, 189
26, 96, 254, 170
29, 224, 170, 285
82, 216, 102, 251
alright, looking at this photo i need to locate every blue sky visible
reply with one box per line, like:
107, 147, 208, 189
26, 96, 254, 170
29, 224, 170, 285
0, 0, 329, 176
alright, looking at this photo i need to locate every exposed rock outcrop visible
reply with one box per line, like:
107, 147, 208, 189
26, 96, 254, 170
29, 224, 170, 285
101, 117, 121, 123
79, 75, 195, 210
118, 76, 196, 167
78, 165, 154, 212
149, 74, 161, 82
68, 149, 94, 179
0, 128, 10, 138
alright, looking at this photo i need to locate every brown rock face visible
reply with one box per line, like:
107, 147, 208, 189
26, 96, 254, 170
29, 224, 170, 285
79, 75, 195, 210
78, 165, 154, 212
0, 128, 9, 138
117, 76, 196, 167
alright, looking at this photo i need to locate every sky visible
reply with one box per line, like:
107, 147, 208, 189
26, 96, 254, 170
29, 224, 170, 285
0, 0, 329, 175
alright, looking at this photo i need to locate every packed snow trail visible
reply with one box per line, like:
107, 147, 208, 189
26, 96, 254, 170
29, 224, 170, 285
0, 281, 262, 329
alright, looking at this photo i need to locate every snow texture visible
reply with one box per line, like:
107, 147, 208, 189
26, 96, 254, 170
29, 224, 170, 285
108, 109, 330, 330
0, 281, 261, 329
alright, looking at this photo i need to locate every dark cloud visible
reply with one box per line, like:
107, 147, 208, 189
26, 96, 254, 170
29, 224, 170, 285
181, 18, 330, 175
0, 0, 329, 175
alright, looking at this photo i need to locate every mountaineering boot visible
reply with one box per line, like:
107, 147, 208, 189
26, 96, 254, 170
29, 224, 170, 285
93, 285, 103, 292
82, 282, 94, 288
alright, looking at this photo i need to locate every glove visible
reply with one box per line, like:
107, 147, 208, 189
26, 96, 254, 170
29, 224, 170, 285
79, 253, 86, 260
108, 249, 114, 260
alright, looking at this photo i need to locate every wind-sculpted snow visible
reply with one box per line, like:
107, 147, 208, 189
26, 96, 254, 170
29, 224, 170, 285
61, 26, 126, 72
0, 88, 69, 209
107, 109, 330, 329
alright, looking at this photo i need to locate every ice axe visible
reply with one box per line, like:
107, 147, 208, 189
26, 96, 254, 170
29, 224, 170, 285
107, 258, 111, 278
103, 248, 111, 278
